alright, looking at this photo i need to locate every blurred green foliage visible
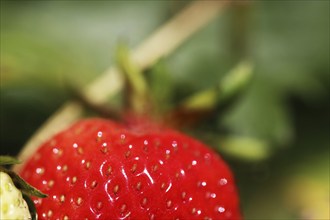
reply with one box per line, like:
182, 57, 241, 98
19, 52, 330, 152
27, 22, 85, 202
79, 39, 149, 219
1, 1, 329, 219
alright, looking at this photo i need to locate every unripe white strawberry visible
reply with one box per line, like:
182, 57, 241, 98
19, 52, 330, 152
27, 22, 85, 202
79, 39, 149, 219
0, 171, 31, 220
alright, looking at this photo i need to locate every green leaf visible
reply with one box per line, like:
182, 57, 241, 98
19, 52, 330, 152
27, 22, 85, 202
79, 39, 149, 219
221, 76, 293, 146
0, 155, 21, 165
116, 43, 148, 98
180, 61, 253, 112
218, 61, 253, 102
217, 135, 272, 161
116, 43, 150, 114
147, 60, 174, 113
4, 169, 47, 198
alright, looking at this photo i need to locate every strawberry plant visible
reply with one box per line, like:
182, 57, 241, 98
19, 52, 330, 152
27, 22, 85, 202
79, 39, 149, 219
1, 1, 329, 220
1, 1, 256, 219
16, 43, 250, 219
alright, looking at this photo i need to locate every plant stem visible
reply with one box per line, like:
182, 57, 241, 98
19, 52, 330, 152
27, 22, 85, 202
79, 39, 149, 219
14, 0, 229, 171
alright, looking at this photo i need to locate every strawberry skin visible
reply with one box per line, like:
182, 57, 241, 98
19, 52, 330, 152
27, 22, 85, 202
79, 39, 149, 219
19, 118, 241, 220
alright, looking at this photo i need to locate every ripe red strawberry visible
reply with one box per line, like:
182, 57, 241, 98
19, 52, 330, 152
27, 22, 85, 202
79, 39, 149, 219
19, 118, 241, 220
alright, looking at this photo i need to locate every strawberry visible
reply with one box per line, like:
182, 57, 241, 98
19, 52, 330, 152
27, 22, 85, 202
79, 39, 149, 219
0, 171, 31, 219
19, 118, 241, 220
0, 156, 47, 220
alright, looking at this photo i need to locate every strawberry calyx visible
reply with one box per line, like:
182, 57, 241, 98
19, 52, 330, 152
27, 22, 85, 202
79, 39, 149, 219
165, 61, 253, 128
76, 44, 253, 131
15, 43, 248, 218
116, 43, 152, 116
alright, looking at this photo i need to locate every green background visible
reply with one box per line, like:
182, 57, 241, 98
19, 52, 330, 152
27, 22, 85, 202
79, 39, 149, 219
1, 1, 329, 219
